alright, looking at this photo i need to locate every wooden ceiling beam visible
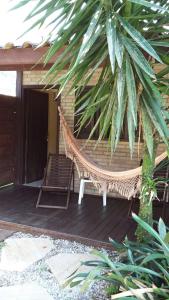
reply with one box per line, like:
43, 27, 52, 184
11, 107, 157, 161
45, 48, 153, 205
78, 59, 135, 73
0, 47, 62, 71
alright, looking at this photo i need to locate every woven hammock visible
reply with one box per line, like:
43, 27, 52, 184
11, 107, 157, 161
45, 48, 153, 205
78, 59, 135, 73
59, 107, 167, 199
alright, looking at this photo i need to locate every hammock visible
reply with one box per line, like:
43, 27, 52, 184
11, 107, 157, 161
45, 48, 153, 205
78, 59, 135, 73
58, 107, 167, 199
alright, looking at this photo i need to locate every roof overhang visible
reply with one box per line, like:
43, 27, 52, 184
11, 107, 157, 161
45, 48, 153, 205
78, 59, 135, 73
0, 46, 61, 71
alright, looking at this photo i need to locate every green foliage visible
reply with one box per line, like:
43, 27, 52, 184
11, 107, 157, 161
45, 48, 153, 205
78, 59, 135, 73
13, 0, 169, 155
67, 214, 169, 299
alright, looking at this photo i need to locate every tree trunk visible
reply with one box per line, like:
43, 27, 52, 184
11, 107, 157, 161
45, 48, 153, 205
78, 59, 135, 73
136, 143, 157, 242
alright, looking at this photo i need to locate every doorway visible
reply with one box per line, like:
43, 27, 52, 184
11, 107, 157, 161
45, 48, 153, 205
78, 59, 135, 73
24, 89, 48, 183
17, 85, 60, 186
0, 94, 16, 186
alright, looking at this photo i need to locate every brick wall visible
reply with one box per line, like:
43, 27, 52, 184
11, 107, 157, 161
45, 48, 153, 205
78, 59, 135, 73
23, 67, 168, 198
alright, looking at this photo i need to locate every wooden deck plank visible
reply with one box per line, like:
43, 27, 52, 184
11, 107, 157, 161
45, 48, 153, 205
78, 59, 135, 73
0, 186, 168, 247
89, 199, 128, 241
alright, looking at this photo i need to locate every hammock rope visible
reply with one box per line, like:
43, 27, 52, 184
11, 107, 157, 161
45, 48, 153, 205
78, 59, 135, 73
59, 107, 167, 199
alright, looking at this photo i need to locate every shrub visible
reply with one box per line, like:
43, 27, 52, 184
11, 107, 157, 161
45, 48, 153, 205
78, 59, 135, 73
67, 214, 169, 299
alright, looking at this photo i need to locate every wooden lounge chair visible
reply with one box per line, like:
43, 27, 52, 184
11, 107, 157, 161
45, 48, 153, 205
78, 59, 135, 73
36, 154, 74, 209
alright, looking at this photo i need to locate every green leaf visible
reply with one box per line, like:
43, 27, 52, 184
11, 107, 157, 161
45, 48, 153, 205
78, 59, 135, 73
63, 271, 88, 288
110, 96, 118, 151
141, 101, 154, 158
141, 253, 167, 265
88, 105, 107, 141
91, 250, 122, 277
70, 280, 83, 288
128, 248, 134, 265
164, 232, 169, 243
58, 7, 102, 94
117, 263, 163, 278
150, 41, 169, 47
115, 65, 126, 145
121, 35, 155, 78
161, 54, 169, 65
126, 56, 137, 126
118, 15, 162, 63
97, 88, 116, 144
157, 66, 169, 78
134, 64, 169, 148
24, 0, 48, 21
153, 261, 169, 279
81, 268, 101, 292
142, 95, 169, 147
10, 0, 30, 10
143, 72, 164, 104
106, 13, 116, 74
128, 0, 168, 12
115, 33, 124, 68
132, 213, 169, 253
127, 108, 135, 155
76, 8, 102, 64
109, 238, 125, 250
158, 218, 167, 240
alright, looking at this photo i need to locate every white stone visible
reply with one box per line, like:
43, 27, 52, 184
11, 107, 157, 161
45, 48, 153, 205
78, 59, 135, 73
0, 282, 54, 300
46, 253, 99, 285
0, 238, 53, 271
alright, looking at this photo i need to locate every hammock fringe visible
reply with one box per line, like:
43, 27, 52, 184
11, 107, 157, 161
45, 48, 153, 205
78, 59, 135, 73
59, 107, 167, 199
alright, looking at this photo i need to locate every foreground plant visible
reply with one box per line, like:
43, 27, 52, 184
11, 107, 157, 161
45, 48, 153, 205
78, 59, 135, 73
67, 214, 169, 299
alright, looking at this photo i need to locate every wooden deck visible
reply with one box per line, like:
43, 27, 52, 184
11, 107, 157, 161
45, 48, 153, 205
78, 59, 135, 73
0, 185, 168, 248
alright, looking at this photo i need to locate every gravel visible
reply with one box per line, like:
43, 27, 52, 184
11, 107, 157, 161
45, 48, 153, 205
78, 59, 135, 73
0, 232, 118, 300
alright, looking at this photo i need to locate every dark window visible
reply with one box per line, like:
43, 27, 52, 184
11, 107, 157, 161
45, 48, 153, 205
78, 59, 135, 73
74, 86, 143, 142
74, 86, 99, 140
119, 120, 128, 141
117, 115, 143, 142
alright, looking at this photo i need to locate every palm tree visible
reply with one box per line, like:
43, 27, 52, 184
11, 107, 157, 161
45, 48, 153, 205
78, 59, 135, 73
13, 0, 169, 241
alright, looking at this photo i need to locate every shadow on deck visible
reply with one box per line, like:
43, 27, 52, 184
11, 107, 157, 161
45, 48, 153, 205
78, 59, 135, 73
0, 185, 168, 248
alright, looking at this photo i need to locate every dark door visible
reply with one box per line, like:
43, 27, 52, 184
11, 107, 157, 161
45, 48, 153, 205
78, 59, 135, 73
24, 89, 48, 183
0, 94, 16, 186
